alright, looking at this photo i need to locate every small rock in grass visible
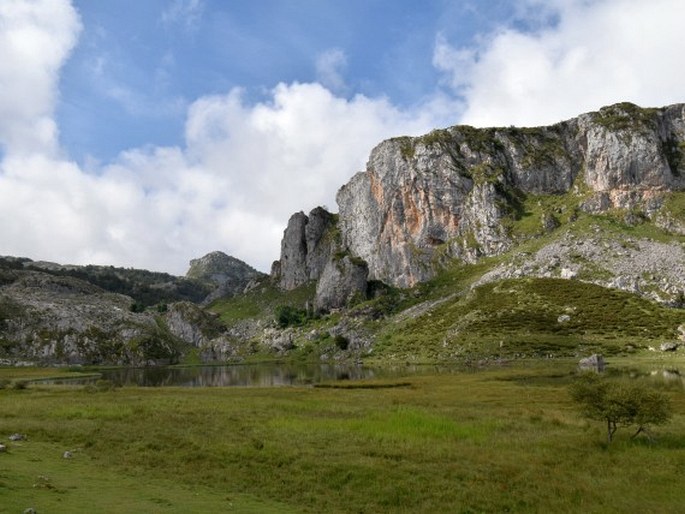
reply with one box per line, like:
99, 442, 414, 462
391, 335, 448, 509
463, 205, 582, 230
557, 314, 571, 323
0, 443, 7, 453
9, 433, 25, 441
660, 341, 679, 352
23, 509, 37, 514
63, 451, 73, 459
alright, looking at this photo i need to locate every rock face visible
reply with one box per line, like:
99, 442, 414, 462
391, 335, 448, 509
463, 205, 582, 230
273, 207, 338, 290
315, 256, 369, 311
186, 251, 265, 303
335, 102, 685, 287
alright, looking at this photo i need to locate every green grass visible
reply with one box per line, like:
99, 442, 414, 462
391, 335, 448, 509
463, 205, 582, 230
209, 281, 316, 324
373, 277, 684, 362
1, 362, 684, 513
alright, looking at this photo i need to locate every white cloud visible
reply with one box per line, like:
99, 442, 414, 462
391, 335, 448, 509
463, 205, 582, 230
315, 48, 348, 93
0, 0, 81, 156
436, 0, 685, 127
6, 0, 684, 277
0, 71, 447, 273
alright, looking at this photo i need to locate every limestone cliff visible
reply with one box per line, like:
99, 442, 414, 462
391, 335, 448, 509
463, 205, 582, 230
272, 207, 338, 290
336, 102, 685, 287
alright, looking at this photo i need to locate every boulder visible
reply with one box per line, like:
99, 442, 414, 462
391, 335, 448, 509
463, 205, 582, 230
660, 341, 679, 352
579, 354, 605, 371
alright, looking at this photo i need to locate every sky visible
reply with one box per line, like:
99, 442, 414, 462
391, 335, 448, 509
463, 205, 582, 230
1, 0, 684, 275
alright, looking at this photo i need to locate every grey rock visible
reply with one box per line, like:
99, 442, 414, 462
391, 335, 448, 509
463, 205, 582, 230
660, 341, 679, 352
541, 212, 560, 232
9, 433, 24, 441
186, 251, 265, 303
579, 354, 605, 371
63, 450, 73, 459
262, 328, 296, 353
274, 207, 337, 290
315, 256, 369, 311
274, 211, 309, 289
557, 314, 571, 323
0, 443, 6, 452
560, 268, 577, 279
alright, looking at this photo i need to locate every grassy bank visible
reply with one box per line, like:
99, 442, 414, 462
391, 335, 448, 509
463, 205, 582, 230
1, 361, 684, 513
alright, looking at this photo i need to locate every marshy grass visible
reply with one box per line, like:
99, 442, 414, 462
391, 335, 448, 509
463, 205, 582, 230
1, 361, 684, 512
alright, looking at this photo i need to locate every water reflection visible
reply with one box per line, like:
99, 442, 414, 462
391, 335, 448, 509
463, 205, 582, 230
50, 363, 393, 387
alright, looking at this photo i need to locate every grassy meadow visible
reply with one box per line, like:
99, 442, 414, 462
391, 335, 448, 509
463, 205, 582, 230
1, 360, 684, 513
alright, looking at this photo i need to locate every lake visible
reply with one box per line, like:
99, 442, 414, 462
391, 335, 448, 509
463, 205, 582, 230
39, 360, 685, 388
45, 362, 431, 387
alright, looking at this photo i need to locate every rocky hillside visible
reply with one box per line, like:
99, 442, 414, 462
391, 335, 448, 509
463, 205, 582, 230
243, 102, 684, 361
2, 102, 684, 365
0, 252, 262, 365
188, 251, 266, 304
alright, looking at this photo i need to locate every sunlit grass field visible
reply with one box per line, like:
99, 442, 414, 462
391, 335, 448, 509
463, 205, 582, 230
1, 360, 684, 513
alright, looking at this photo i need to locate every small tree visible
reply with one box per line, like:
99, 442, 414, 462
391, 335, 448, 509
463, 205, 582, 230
569, 373, 672, 444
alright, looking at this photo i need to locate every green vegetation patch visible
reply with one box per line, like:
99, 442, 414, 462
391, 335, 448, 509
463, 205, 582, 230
592, 102, 659, 133
374, 277, 683, 362
210, 280, 316, 324
1, 365, 684, 512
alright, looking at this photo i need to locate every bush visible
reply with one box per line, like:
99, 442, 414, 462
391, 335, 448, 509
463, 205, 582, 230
276, 305, 310, 328
569, 374, 672, 443
12, 379, 28, 390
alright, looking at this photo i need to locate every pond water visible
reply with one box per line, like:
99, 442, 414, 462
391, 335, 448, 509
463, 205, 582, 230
45, 362, 429, 388
39, 361, 685, 389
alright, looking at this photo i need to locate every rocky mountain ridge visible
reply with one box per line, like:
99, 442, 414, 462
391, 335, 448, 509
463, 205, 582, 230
0, 252, 263, 365
1, 102, 684, 365
270, 102, 684, 308
336, 102, 685, 288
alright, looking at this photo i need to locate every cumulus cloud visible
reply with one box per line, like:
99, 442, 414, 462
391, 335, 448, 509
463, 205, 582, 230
436, 0, 685, 127
0, 0, 81, 156
0, 1, 445, 274
4, 0, 685, 276
0, 76, 445, 272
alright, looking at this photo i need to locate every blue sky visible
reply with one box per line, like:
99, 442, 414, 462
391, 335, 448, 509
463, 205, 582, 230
58, 0, 519, 164
1, 0, 684, 274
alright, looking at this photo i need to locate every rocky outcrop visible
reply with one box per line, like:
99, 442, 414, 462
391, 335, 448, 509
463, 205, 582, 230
0, 270, 183, 365
186, 251, 265, 303
315, 255, 369, 311
272, 207, 338, 290
336, 102, 685, 287
473, 230, 685, 305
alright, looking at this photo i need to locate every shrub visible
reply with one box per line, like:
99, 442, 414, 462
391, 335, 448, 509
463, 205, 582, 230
569, 374, 672, 443
275, 305, 310, 328
12, 379, 28, 390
